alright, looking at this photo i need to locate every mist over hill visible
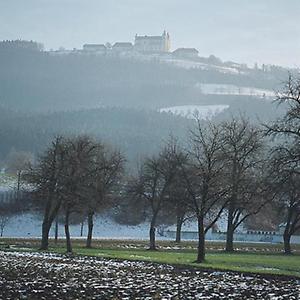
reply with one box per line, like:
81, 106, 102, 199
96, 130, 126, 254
0, 40, 292, 112
0, 40, 294, 164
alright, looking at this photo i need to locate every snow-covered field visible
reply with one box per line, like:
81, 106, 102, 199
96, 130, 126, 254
159, 105, 229, 120
0, 174, 16, 192
2, 213, 153, 240
196, 83, 275, 98
1, 212, 234, 240
162, 57, 243, 75
0, 250, 298, 299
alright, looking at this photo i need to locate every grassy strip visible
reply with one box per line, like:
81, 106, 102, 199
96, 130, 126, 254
1, 238, 300, 277
71, 247, 300, 278
1, 237, 300, 252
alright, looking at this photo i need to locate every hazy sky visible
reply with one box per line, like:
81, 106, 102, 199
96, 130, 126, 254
1, 0, 299, 67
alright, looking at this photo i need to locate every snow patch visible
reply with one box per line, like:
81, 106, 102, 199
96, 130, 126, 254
197, 83, 275, 98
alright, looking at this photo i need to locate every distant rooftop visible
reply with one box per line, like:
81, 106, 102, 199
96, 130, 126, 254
135, 31, 170, 40
135, 35, 164, 40
173, 48, 199, 53
83, 44, 106, 49
113, 42, 133, 47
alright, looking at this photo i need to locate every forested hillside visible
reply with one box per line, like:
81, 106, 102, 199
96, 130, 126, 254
0, 107, 192, 165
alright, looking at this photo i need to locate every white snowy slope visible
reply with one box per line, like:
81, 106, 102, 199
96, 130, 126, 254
161, 57, 242, 75
2, 212, 234, 240
0, 174, 16, 192
196, 83, 275, 98
2, 213, 155, 240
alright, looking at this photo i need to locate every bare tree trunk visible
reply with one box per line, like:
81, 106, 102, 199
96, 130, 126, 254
149, 226, 156, 250
225, 201, 235, 252
86, 211, 94, 248
40, 197, 61, 250
175, 215, 184, 243
196, 215, 205, 263
226, 226, 234, 252
283, 228, 292, 255
54, 217, 58, 244
80, 220, 84, 237
17, 170, 21, 200
64, 210, 72, 253
41, 220, 52, 250
149, 213, 158, 250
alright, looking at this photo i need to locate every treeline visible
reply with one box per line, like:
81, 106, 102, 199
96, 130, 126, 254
0, 40, 43, 52
19, 76, 300, 261
0, 98, 286, 167
0, 39, 289, 112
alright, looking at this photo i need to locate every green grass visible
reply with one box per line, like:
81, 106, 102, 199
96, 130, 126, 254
1, 238, 300, 278
71, 247, 300, 278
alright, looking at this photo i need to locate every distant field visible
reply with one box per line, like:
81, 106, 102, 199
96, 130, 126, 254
1, 238, 300, 278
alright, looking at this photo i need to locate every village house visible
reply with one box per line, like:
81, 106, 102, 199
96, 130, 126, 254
82, 44, 106, 55
112, 42, 134, 54
173, 48, 199, 59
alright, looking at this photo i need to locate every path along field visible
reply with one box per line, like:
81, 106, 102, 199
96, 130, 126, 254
0, 239, 299, 299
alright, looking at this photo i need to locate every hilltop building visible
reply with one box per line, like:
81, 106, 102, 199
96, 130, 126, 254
79, 32, 171, 56
134, 31, 170, 53
0, 40, 44, 51
173, 48, 199, 59
83, 44, 106, 55
112, 42, 133, 53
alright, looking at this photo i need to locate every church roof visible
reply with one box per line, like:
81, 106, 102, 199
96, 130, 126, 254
113, 42, 133, 48
83, 44, 106, 49
135, 35, 164, 41
173, 48, 199, 54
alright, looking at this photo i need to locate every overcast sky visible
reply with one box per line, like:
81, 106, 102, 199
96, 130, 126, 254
1, 0, 299, 67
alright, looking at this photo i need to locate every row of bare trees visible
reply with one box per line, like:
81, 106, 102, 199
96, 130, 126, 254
21, 75, 300, 260
128, 117, 270, 262
128, 74, 300, 260
25, 136, 124, 253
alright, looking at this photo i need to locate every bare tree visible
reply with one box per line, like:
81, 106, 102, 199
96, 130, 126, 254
85, 145, 124, 248
24, 136, 67, 250
269, 146, 300, 254
265, 74, 300, 139
6, 150, 33, 198
181, 120, 228, 262
165, 168, 193, 243
220, 117, 265, 252
264, 74, 300, 253
129, 139, 185, 250
264, 75, 300, 172
59, 136, 98, 253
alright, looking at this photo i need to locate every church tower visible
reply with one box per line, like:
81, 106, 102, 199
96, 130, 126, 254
162, 30, 171, 52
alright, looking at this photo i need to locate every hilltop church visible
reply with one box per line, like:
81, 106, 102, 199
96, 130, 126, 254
134, 31, 170, 53
79, 31, 199, 59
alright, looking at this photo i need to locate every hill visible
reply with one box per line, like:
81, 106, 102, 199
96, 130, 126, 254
0, 40, 294, 113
